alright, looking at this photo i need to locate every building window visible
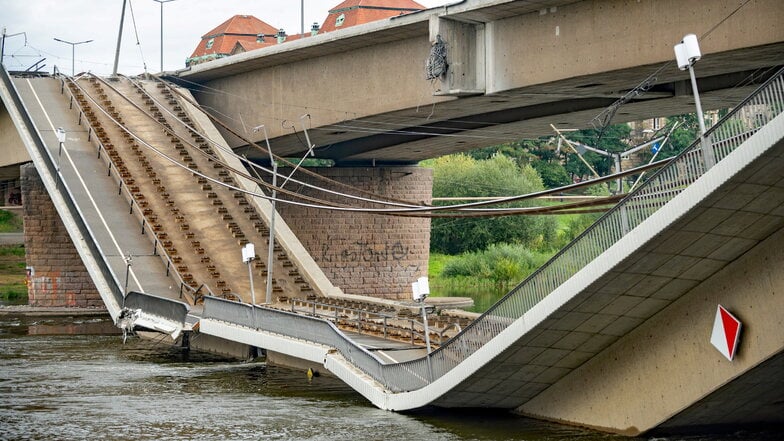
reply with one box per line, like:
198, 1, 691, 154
335, 13, 345, 27
206, 38, 214, 49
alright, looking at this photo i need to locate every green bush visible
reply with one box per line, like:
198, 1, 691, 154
424, 154, 557, 254
441, 243, 552, 287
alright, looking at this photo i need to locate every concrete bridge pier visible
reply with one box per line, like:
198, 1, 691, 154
263, 165, 432, 299
19, 163, 100, 307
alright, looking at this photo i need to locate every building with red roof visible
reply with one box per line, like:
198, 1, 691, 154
319, 0, 425, 34
186, 15, 279, 67
186, 1, 426, 67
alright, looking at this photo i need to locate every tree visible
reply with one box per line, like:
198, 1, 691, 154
425, 154, 557, 254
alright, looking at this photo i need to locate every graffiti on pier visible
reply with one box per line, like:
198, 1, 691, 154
321, 236, 411, 267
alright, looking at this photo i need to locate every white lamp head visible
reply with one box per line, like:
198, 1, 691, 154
412, 281, 422, 302
418, 276, 430, 297
674, 34, 701, 70
241, 243, 255, 263
55, 127, 66, 143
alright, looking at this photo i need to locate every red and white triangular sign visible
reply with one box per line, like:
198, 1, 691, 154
710, 305, 742, 361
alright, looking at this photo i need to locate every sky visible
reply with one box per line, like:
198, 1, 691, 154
0, 0, 449, 75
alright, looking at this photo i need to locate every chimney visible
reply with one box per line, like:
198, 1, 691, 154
276, 28, 286, 44
311, 22, 320, 37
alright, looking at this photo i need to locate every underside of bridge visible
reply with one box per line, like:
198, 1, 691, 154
173, 0, 784, 165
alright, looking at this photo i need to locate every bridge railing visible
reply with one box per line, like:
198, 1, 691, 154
202, 67, 784, 393
383, 66, 784, 390
203, 296, 388, 381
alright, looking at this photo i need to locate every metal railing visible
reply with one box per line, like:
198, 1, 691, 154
290, 298, 439, 345
0, 66, 126, 315
206, 67, 784, 393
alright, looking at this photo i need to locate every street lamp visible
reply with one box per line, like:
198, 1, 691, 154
242, 242, 256, 305
674, 33, 713, 167
53, 37, 93, 76
153, 0, 176, 72
412, 276, 434, 381
55, 127, 66, 188
253, 118, 316, 305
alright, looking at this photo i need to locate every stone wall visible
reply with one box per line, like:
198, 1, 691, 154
20, 164, 100, 307
268, 166, 432, 299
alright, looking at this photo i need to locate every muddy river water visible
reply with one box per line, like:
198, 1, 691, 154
0, 313, 778, 441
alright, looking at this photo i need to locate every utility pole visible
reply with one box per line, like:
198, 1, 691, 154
153, 0, 176, 73
113, 0, 128, 76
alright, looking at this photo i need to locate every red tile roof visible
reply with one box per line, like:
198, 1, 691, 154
319, 0, 425, 34
189, 15, 279, 60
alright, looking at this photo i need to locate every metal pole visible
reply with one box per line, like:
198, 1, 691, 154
124, 253, 133, 295
71, 44, 75, 77
248, 260, 257, 329
160, 1, 164, 72
689, 65, 707, 137
266, 162, 277, 305
248, 260, 256, 305
1, 27, 6, 66
420, 300, 434, 381
301, 0, 305, 36
688, 64, 713, 169
154, 0, 176, 73
113, 0, 127, 76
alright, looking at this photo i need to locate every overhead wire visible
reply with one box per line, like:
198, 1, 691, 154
149, 74, 672, 214
71, 73, 652, 217
126, 0, 148, 73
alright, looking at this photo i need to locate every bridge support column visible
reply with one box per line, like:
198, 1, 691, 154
20, 164, 100, 307
268, 165, 432, 299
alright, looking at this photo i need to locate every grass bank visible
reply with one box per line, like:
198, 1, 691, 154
0, 245, 27, 302
0, 209, 23, 233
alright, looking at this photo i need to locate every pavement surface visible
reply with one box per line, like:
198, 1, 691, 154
0, 233, 23, 245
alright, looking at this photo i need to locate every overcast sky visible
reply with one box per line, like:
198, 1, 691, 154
1, 0, 448, 75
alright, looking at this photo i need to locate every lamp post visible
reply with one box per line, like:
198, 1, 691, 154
53, 37, 93, 76
124, 253, 133, 296
242, 242, 257, 329
254, 119, 315, 305
153, 0, 176, 72
55, 127, 66, 188
674, 33, 713, 168
412, 276, 434, 381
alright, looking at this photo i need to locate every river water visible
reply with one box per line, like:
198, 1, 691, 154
0, 313, 779, 441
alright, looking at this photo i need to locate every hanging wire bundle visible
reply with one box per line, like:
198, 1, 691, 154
425, 34, 447, 80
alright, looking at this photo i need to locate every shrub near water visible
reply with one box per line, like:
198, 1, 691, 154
442, 243, 551, 287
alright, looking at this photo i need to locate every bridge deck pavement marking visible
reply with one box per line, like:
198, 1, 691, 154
15, 77, 179, 300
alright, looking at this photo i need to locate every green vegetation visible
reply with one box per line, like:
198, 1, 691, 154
0, 245, 27, 302
0, 209, 24, 233
424, 154, 557, 254
425, 118, 701, 311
